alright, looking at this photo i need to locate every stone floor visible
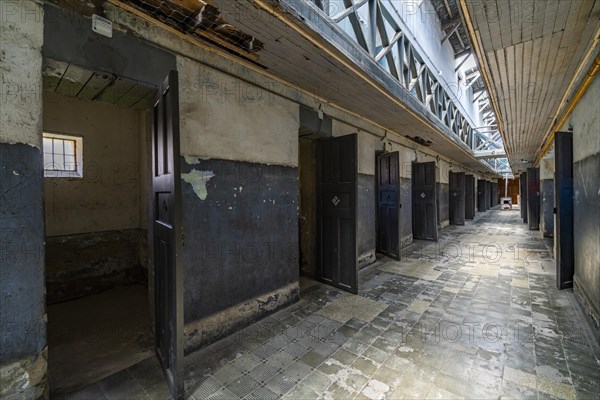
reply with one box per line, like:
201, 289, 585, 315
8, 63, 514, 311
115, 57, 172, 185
48, 284, 154, 394
60, 209, 600, 400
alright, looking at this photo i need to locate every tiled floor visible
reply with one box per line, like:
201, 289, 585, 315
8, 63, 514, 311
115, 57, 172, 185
60, 210, 600, 400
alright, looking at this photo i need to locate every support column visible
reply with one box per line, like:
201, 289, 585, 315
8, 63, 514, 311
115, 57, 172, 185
0, 1, 47, 398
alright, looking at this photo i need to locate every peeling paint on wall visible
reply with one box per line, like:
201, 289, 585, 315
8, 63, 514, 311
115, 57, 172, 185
184, 155, 205, 165
181, 170, 215, 200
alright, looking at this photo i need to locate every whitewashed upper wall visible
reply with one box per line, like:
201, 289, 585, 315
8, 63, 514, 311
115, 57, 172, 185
565, 75, 600, 164
0, 0, 43, 146
177, 56, 300, 167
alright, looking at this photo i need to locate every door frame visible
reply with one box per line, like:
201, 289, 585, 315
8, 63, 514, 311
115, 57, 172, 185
376, 151, 401, 260
152, 70, 184, 400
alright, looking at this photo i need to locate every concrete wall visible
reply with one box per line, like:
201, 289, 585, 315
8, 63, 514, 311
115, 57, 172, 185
43, 93, 145, 236
563, 76, 600, 331
0, 1, 48, 398
42, 93, 149, 303
177, 56, 300, 351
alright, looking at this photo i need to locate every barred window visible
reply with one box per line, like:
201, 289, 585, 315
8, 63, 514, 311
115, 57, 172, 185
43, 133, 83, 177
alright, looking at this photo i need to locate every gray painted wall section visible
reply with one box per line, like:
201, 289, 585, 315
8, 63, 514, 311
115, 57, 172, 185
45, 230, 146, 304
566, 75, 600, 332
180, 158, 299, 323
573, 154, 600, 329
0, 144, 46, 360
399, 177, 413, 247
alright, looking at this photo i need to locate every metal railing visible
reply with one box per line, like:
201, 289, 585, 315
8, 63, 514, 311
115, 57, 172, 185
306, 0, 501, 154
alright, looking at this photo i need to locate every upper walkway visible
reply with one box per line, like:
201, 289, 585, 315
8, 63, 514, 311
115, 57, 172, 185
62, 210, 599, 400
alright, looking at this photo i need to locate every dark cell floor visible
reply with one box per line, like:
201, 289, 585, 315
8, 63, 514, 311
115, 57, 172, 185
48, 284, 154, 394
59, 209, 600, 400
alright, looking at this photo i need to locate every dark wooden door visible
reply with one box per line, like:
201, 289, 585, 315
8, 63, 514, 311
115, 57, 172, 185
377, 152, 400, 260
485, 181, 491, 210
527, 167, 540, 230
316, 134, 358, 294
520, 172, 528, 223
152, 71, 184, 400
449, 172, 465, 225
555, 132, 574, 289
465, 175, 475, 219
477, 179, 486, 212
412, 162, 438, 241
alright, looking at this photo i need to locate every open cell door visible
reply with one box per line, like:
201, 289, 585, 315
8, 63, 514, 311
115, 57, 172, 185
465, 175, 475, 219
412, 162, 438, 241
477, 179, 486, 212
377, 152, 400, 260
316, 134, 358, 294
449, 172, 465, 225
484, 181, 491, 211
152, 71, 184, 400
554, 132, 574, 289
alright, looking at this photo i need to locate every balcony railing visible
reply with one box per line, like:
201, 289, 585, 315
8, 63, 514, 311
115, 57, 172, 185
305, 0, 498, 153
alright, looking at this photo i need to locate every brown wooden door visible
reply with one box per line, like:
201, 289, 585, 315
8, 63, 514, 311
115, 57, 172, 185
412, 162, 438, 241
153, 70, 184, 400
316, 134, 358, 294
377, 152, 400, 260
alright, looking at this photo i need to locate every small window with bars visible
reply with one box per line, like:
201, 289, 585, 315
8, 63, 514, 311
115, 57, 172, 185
43, 133, 83, 177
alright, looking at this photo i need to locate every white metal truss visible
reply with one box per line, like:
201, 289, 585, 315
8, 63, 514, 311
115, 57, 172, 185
306, 0, 504, 157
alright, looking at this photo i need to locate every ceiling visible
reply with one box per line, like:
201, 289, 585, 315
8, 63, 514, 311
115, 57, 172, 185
462, 0, 600, 171
430, 0, 471, 56
43, 59, 157, 110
